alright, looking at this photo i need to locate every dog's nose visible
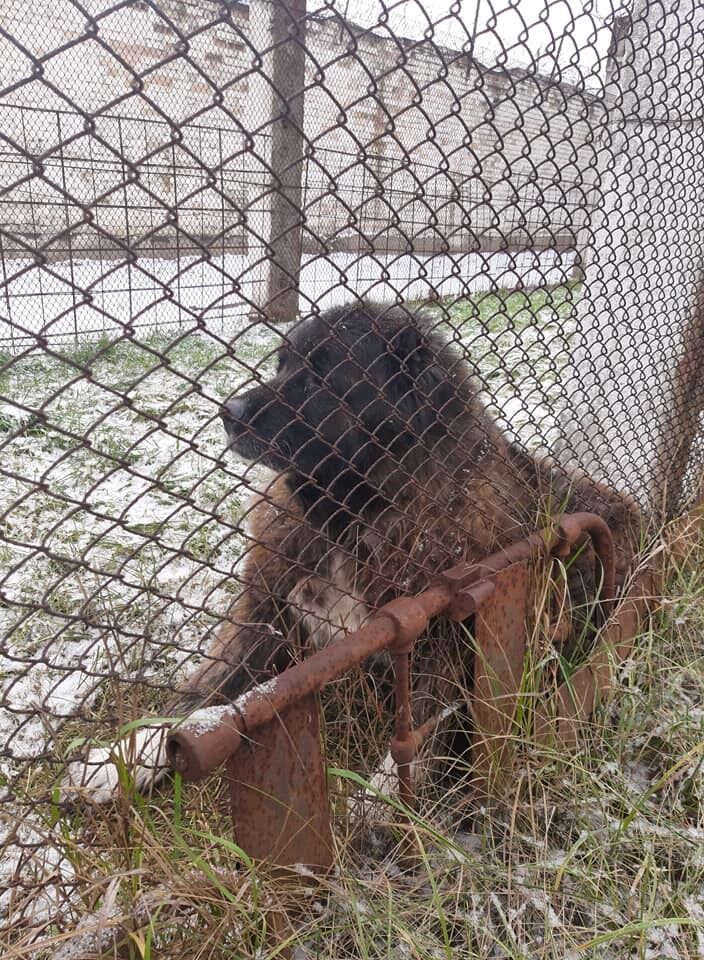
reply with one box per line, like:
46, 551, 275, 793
220, 397, 248, 423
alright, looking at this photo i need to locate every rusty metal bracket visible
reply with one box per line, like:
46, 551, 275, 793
226, 693, 333, 870
471, 562, 530, 804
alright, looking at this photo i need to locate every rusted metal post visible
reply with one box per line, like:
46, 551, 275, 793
226, 693, 333, 868
470, 563, 529, 806
383, 597, 430, 814
532, 563, 660, 750
390, 649, 415, 812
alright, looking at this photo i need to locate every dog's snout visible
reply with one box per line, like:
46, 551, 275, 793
220, 397, 248, 424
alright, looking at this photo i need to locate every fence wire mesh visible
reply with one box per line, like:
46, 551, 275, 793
2, 0, 704, 948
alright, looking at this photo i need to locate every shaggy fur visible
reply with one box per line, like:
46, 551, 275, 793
64, 301, 644, 800
176, 302, 643, 716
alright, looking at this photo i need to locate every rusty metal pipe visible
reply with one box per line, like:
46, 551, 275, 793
166, 513, 614, 781
167, 595, 451, 780
167, 707, 243, 778
556, 511, 615, 615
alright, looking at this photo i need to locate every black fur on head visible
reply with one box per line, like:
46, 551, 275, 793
221, 303, 488, 535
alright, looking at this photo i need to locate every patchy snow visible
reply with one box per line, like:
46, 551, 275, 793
232, 675, 280, 713
0, 325, 271, 772
178, 702, 238, 736
49, 877, 122, 960
0, 814, 77, 927
1, 639, 101, 760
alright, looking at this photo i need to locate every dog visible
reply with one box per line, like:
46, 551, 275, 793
63, 302, 643, 802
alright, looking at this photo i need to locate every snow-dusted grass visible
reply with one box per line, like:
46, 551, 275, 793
432, 282, 581, 449
1, 280, 590, 951
1, 333, 257, 757
6, 528, 704, 959
0, 325, 278, 939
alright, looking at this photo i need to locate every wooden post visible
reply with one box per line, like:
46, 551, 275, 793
247, 0, 306, 322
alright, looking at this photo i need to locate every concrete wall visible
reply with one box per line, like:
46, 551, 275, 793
0, 0, 602, 260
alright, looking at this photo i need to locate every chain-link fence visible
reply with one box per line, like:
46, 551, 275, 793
2, 0, 704, 950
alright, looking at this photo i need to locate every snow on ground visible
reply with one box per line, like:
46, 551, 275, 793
0, 320, 278, 928
0, 340, 271, 765
0, 250, 579, 933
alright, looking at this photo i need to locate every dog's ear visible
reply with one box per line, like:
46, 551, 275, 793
388, 322, 464, 438
390, 323, 447, 397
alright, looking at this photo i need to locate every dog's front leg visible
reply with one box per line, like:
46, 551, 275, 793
61, 591, 292, 804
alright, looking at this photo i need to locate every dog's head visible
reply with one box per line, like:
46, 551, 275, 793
221, 304, 471, 530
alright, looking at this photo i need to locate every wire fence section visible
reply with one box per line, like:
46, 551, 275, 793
2, 0, 704, 946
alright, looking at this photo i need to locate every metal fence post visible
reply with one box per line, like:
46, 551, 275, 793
226, 692, 333, 869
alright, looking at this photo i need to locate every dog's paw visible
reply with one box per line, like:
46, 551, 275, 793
366, 751, 409, 797
61, 727, 168, 804
345, 751, 415, 820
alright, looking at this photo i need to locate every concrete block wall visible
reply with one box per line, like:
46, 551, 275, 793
0, 0, 602, 259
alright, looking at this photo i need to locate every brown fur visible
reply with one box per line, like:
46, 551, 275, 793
176, 304, 643, 724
